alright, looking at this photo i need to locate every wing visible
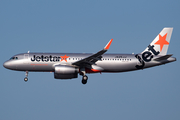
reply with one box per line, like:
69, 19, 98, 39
72, 39, 113, 67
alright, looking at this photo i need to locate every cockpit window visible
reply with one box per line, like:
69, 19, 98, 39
10, 57, 18, 60
10, 57, 14, 60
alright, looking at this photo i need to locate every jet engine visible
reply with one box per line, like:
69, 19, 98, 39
54, 65, 78, 79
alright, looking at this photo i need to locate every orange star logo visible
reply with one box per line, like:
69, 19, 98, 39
155, 33, 169, 52
60, 55, 69, 62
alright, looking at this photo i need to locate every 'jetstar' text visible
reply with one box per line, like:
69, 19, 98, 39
31, 55, 61, 62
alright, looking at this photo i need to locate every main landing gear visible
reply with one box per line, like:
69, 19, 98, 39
24, 71, 28, 82
80, 68, 88, 84
82, 75, 88, 84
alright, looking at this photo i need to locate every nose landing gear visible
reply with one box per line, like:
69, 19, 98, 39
24, 71, 28, 82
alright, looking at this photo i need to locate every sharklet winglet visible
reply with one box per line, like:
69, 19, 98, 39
104, 39, 113, 50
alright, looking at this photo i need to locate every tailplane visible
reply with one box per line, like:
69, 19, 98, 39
142, 28, 173, 55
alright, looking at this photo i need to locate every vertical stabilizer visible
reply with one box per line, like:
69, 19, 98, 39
142, 28, 173, 55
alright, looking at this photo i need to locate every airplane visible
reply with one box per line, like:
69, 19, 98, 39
3, 28, 176, 84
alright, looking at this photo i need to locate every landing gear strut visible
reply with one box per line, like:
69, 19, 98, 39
24, 71, 28, 82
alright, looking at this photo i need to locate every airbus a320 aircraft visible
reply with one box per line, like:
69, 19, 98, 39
3, 28, 176, 84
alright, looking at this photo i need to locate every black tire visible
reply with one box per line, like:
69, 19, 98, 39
82, 80, 87, 84
82, 75, 88, 84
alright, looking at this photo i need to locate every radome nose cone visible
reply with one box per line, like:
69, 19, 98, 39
3, 61, 10, 69
3, 62, 8, 68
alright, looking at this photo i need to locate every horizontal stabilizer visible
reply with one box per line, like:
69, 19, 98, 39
153, 54, 173, 61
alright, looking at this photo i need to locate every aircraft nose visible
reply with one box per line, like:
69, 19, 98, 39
3, 60, 18, 70
3, 61, 11, 69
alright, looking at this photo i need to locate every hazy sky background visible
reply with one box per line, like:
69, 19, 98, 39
0, 0, 179, 120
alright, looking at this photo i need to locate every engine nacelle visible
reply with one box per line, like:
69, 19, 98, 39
54, 65, 78, 79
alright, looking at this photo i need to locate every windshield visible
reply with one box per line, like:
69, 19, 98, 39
10, 56, 18, 60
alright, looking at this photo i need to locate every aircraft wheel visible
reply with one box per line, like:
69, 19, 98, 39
24, 77, 28, 82
83, 75, 88, 81
82, 80, 87, 84
82, 75, 88, 84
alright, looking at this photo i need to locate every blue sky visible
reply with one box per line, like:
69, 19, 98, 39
0, 0, 179, 120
